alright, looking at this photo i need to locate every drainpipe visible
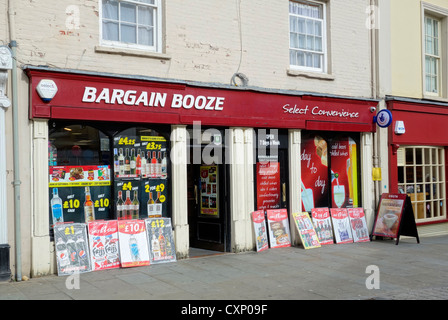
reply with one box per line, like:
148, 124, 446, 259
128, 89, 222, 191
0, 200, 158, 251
8, 0, 22, 282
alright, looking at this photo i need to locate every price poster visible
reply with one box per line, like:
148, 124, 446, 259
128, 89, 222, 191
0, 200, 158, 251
256, 162, 280, 210
347, 208, 370, 243
88, 220, 120, 270
251, 210, 269, 252
330, 208, 353, 244
145, 218, 177, 264
330, 137, 358, 208
266, 209, 291, 248
199, 165, 219, 216
113, 131, 169, 220
49, 165, 111, 225
292, 212, 321, 250
54, 223, 92, 276
300, 134, 329, 212
117, 220, 150, 268
311, 208, 334, 245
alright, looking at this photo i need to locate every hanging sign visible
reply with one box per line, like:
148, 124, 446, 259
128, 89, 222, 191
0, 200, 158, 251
266, 209, 291, 248
54, 223, 92, 276
311, 208, 334, 245
251, 210, 269, 252
374, 109, 393, 128
292, 212, 321, 249
145, 218, 177, 264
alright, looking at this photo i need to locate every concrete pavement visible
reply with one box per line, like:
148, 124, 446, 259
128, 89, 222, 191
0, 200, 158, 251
1, 234, 448, 303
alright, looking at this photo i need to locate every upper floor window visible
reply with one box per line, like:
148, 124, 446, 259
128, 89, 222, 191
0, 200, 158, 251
289, 0, 326, 73
101, 0, 162, 52
424, 15, 441, 95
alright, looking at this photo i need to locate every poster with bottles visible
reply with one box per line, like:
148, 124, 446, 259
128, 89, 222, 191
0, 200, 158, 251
199, 165, 219, 216
54, 223, 92, 276
145, 218, 177, 264
330, 137, 358, 208
113, 132, 168, 220
292, 212, 321, 250
88, 220, 120, 270
251, 210, 269, 252
347, 208, 370, 243
117, 220, 150, 268
49, 165, 111, 226
266, 209, 291, 249
330, 208, 353, 244
311, 208, 334, 245
300, 134, 329, 212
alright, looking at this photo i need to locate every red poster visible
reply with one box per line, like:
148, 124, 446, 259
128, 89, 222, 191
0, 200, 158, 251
301, 135, 329, 211
251, 210, 269, 252
330, 137, 358, 208
256, 162, 280, 210
266, 209, 291, 248
311, 208, 334, 245
88, 220, 120, 270
330, 208, 353, 244
347, 208, 370, 243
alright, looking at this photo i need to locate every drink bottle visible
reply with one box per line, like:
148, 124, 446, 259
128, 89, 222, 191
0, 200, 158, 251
130, 149, 136, 175
84, 186, 95, 222
56, 238, 70, 267
113, 148, 119, 176
76, 236, 89, 268
147, 192, 155, 218
117, 190, 124, 219
118, 148, 125, 176
132, 190, 139, 219
155, 191, 162, 217
51, 188, 64, 224
124, 190, 132, 219
129, 234, 140, 261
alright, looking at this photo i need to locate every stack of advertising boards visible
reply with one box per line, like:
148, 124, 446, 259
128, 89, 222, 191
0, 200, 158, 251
251, 207, 370, 252
54, 217, 176, 276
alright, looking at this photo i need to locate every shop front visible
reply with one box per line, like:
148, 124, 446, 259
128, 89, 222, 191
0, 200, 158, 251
387, 97, 448, 235
25, 66, 378, 276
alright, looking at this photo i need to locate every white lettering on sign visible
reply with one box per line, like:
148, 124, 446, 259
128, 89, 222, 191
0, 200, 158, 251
282, 104, 360, 119
82, 87, 225, 111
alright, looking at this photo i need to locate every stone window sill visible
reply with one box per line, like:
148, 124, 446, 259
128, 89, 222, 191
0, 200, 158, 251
95, 45, 171, 60
287, 68, 335, 81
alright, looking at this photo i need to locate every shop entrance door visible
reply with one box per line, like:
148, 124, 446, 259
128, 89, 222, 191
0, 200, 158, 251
187, 130, 229, 253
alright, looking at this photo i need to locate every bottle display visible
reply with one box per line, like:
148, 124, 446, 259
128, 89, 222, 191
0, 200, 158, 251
132, 190, 139, 219
51, 188, 64, 225
84, 186, 95, 223
124, 190, 132, 220
116, 190, 124, 220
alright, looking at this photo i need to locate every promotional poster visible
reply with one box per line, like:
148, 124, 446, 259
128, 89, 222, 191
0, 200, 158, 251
292, 212, 321, 249
251, 210, 269, 252
330, 208, 353, 244
256, 162, 281, 211
199, 165, 219, 216
88, 220, 121, 270
266, 209, 291, 248
117, 220, 150, 268
145, 218, 177, 264
311, 208, 334, 245
54, 223, 92, 276
372, 194, 406, 238
347, 208, 370, 242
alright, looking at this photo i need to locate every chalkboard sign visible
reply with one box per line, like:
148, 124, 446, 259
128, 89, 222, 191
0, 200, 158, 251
372, 193, 419, 245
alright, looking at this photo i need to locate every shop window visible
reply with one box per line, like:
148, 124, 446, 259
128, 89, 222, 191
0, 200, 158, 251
101, 0, 162, 52
301, 133, 361, 212
397, 146, 446, 222
289, 0, 327, 73
48, 123, 170, 234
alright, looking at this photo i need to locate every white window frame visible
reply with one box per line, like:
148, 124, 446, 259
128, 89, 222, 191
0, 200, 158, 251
99, 0, 163, 53
424, 15, 441, 96
289, 0, 327, 73
397, 146, 446, 223
422, 3, 448, 99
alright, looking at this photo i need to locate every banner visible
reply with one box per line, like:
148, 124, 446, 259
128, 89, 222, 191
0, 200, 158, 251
266, 209, 291, 248
145, 218, 177, 264
54, 223, 92, 276
301, 135, 329, 211
311, 208, 334, 245
292, 212, 321, 249
88, 220, 120, 270
256, 162, 281, 210
49, 165, 111, 225
117, 220, 150, 268
330, 208, 353, 244
251, 210, 269, 252
347, 208, 370, 243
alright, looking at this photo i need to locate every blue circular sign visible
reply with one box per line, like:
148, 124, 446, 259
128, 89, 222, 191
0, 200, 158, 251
375, 109, 392, 128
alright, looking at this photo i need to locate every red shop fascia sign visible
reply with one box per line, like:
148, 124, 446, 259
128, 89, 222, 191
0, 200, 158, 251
26, 67, 377, 132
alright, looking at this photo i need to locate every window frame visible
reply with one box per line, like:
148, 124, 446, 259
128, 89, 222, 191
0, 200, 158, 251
397, 145, 447, 223
99, 0, 163, 53
424, 15, 441, 96
422, 3, 448, 99
288, 0, 328, 74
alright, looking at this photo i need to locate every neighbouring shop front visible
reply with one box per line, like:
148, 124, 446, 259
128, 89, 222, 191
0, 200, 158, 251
387, 97, 448, 236
25, 66, 378, 276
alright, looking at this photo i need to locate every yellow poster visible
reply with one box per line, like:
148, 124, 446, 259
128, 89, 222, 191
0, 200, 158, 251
200, 165, 219, 217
